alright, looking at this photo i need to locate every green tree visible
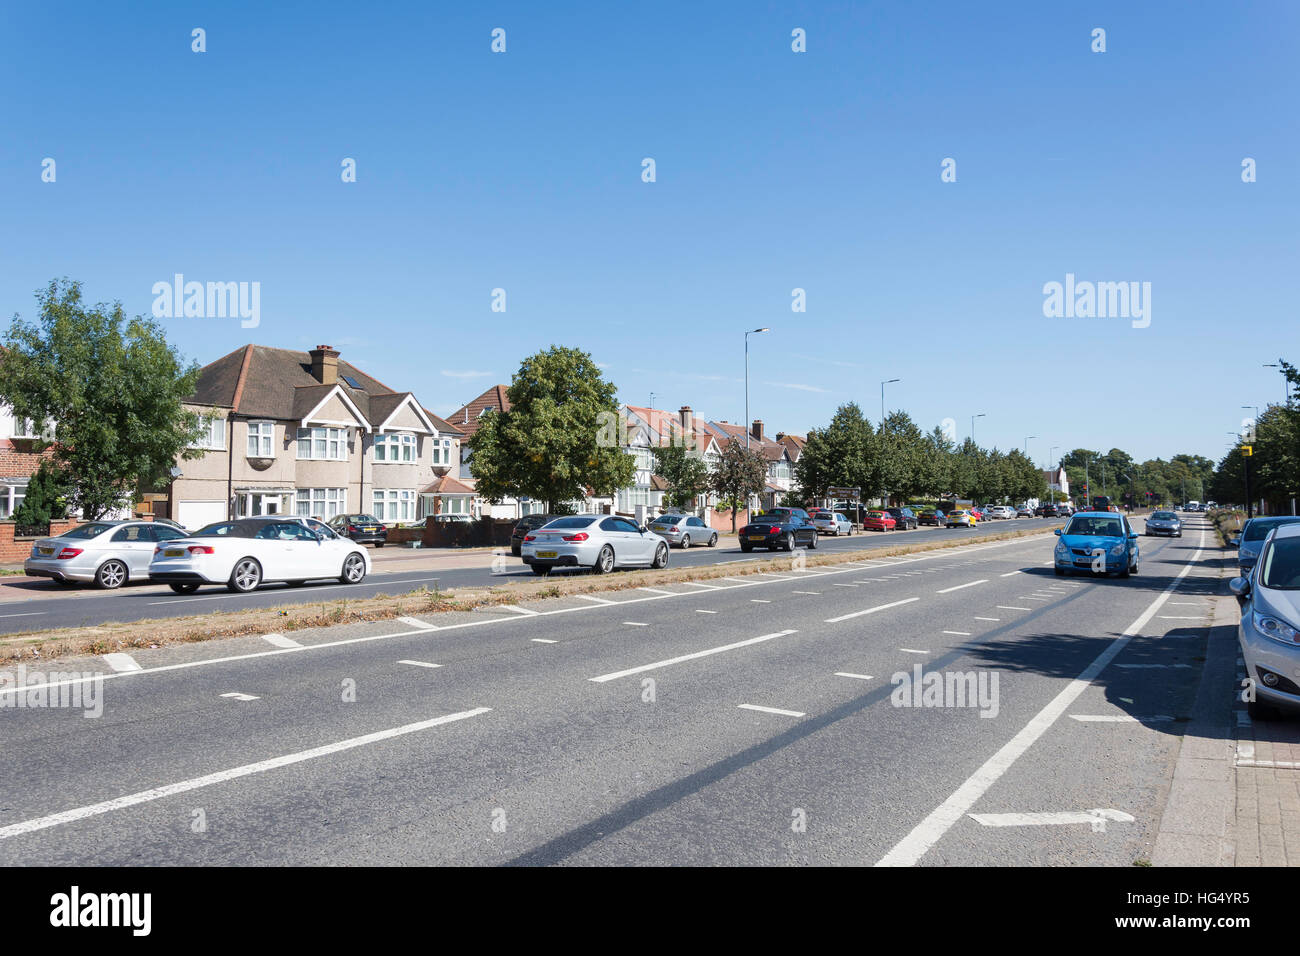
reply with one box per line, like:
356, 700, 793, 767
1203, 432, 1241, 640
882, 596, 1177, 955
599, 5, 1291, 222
12, 459, 71, 526
710, 437, 768, 531
877, 410, 927, 503
466, 346, 635, 512
792, 402, 876, 502
651, 439, 710, 512
0, 279, 202, 519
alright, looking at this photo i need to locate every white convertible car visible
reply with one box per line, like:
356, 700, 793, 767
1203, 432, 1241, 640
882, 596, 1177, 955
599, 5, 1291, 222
148, 516, 372, 594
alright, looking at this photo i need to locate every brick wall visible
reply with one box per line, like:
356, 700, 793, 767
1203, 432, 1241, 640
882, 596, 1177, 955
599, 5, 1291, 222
0, 518, 79, 565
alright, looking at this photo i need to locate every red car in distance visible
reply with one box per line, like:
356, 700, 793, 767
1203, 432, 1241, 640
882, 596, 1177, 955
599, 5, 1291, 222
862, 510, 897, 532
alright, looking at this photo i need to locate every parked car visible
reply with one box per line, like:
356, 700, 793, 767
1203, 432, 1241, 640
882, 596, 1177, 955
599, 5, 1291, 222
150, 517, 189, 534
1144, 511, 1182, 537
510, 514, 561, 557
862, 510, 897, 532
812, 512, 853, 536
885, 507, 918, 530
520, 514, 669, 574
647, 513, 718, 548
1016, 505, 1034, 518
1054, 511, 1140, 578
148, 517, 372, 593
433, 513, 473, 524
25, 520, 192, 589
739, 508, 820, 552
946, 510, 975, 528
327, 513, 388, 547
918, 508, 944, 527
1231, 523, 1300, 718
1236, 517, 1300, 575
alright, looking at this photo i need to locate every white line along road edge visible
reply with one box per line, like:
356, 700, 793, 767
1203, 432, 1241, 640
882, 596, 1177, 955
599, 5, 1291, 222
0, 707, 491, 841
875, 530, 1206, 867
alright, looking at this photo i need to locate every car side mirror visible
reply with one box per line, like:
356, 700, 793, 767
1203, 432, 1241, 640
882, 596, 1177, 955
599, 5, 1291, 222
1128, 532, 1138, 539
1054, 528, 1062, 535
1229, 537, 1240, 549
1229, 576, 1251, 599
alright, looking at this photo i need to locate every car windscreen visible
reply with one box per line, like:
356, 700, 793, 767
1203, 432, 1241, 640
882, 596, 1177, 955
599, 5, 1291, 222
193, 522, 253, 537
1245, 518, 1300, 542
542, 517, 597, 530
1151, 512, 1176, 520
1065, 516, 1123, 537
59, 523, 117, 539
1260, 537, 1300, 590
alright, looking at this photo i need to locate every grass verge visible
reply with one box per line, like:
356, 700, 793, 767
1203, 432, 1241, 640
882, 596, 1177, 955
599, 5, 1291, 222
0, 522, 1064, 664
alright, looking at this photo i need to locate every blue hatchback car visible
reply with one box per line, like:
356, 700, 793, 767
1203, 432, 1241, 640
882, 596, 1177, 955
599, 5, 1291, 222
1054, 511, 1140, 577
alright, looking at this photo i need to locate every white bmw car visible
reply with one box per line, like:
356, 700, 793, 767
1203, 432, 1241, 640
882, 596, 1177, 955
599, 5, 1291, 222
148, 516, 371, 594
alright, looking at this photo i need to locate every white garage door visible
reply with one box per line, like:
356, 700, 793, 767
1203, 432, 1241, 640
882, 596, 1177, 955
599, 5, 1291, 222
176, 500, 227, 530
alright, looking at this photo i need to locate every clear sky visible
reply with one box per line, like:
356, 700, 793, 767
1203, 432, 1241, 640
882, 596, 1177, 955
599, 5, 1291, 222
1, 1, 1295, 467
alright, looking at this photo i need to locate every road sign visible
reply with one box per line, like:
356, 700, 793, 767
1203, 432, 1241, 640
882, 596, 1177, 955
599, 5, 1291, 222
827, 486, 860, 499
1242, 445, 1253, 457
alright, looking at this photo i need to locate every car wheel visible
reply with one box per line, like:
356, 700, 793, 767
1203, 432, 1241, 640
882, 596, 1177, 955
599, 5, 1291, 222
592, 545, 615, 574
95, 560, 128, 590
740, 544, 753, 553
531, 565, 550, 576
808, 532, 818, 550
511, 545, 521, 557
708, 533, 718, 547
652, 542, 669, 569
228, 557, 262, 593
784, 533, 795, 552
169, 582, 200, 594
375, 542, 385, 548
340, 552, 366, 584
681, 534, 690, 549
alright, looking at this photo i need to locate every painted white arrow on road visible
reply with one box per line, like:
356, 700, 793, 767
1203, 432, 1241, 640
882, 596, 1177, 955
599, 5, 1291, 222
968, 808, 1134, 827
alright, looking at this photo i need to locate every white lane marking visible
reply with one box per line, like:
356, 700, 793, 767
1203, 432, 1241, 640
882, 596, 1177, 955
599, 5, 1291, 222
1069, 714, 1172, 722
738, 704, 806, 718
397, 615, 437, 629
0, 611, 45, 619
530, 638, 558, 644
220, 692, 259, 701
999, 571, 1022, 577
1017, 596, 1049, 601
684, 581, 722, 590
876, 530, 1206, 867
750, 599, 771, 604
261, 633, 301, 649
1169, 601, 1200, 605
0, 708, 491, 841
792, 590, 821, 595
622, 621, 650, 627
968, 809, 1135, 827
899, 648, 929, 655
937, 579, 987, 594
721, 578, 750, 583
996, 606, 1031, 611
588, 630, 799, 683
695, 609, 718, 614
833, 583, 860, 588
1114, 663, 1192, 669
398, 659, 442, 669
942, 631, 971, 636
573, 595, 615, 605
500, 605, 539, 616
824, 597, 920, 624
1, 535, 1055, 700
974, 617, 1000, 621
835, 672, 874, 681
102, 653, 141, 673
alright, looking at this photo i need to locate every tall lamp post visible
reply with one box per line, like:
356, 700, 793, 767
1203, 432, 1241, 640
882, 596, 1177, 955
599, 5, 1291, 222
881, 379, 900, 425
744, 327, 769, 450
1264, 363, 1291, 406
971, 413, 985, 445
1024, 435, 1037, 457
1242, 405, 1260, 440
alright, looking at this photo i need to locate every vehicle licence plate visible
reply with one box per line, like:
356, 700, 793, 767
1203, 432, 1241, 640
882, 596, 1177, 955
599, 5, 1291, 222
38, 547, 53, 555
748, 535, 766, 542
164, 549, 184, 557
537, 550, 557, 559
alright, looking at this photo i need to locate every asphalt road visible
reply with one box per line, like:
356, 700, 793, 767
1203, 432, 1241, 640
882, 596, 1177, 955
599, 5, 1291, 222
0, 515, 1067, 634
0, 514, 1225, 865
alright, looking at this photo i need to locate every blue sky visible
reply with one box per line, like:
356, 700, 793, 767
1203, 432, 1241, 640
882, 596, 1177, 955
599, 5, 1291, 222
1, 1, 1296, 467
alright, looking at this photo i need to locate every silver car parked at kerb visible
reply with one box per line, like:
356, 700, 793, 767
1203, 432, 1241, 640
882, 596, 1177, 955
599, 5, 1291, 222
24, 520, 191, 589
812, 512, 853, 536
521, 515, 670, 575
646, 514, 718, 548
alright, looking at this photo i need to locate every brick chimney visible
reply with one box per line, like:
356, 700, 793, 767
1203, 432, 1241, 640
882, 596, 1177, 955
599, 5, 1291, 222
679, 406, 695, 451
309, 345, 339, 385
751, 419, 765, 443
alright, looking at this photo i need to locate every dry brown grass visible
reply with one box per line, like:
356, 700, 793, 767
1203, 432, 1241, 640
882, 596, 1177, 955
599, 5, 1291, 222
0, 523, 1059, 663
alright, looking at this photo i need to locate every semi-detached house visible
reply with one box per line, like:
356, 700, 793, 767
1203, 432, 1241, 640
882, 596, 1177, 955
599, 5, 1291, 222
168, 344, 468, 528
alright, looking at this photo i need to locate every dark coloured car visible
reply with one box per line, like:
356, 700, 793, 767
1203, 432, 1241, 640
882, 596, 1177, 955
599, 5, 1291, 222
886, 507, 918, 531
739, 508, 819, 552
511, 513, 561, 557
327, 513, 388, 547
1037, 503, 1059, 517
918, 508, 944, 527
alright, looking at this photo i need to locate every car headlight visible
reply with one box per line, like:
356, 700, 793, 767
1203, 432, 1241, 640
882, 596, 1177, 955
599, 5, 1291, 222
1055, 542, 1069, 554
1254, 611, 1300, 646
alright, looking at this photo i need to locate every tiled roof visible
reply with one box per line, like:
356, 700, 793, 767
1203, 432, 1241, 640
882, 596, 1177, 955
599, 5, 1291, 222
446, 385, 511, 438
420, 475, 476, 495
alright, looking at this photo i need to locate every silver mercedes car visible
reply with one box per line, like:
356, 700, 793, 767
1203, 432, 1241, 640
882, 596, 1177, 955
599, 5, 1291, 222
25, 520, 191, 588
521, 515, 670, 575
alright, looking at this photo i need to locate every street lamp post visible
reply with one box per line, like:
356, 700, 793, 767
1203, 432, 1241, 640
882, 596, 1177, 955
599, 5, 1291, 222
744, 327, 769, 451
1242, 405, 1260, 440
971, 413, 985, 445
881, 379, 900, 425
1264, 363, 1291, 406
1024, 435, 1037, 457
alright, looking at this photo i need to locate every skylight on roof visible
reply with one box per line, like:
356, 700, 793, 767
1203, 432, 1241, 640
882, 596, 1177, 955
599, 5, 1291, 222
341, 375, 364, 389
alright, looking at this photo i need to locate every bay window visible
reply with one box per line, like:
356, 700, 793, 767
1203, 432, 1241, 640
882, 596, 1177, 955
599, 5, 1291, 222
246, 421, 274, 458
296, 487, 347, 519
296, 426, 347, 460
373, 489, 415, 522
374, 433, 417, 463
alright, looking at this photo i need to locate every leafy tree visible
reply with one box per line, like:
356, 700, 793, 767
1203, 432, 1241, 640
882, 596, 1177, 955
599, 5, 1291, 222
651, 440, 710, 512
877, 410, 927, 503
792, 402, 876, 502
916, 427, 954, 499
12, 459, 71, 526
710, 437, 767, 531
466, 346, 635, 512
0, 279, 202, 519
